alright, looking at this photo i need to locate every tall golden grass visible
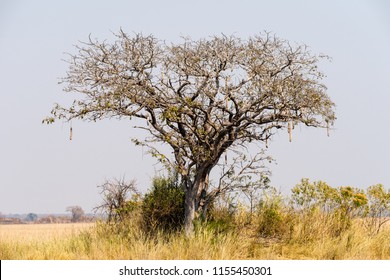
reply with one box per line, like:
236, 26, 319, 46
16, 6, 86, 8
2, 179, 390, 260
1, 219, 389, 260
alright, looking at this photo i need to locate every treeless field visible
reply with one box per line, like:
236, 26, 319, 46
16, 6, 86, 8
0, 223, 95, 259
0, 223, 93, 242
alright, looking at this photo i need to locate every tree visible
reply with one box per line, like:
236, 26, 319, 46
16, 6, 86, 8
94, 178, 140, 223
291, 178, 339, 212
45, 31, 335, 235
365, 184, 390, 234
25, 213, 38, 222
66, 205, 85, 222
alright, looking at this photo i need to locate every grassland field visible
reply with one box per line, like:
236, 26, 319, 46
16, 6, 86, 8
1, 220, 390, 260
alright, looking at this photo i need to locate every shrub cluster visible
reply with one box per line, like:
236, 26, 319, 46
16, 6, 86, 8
142, 175, 185, 234
255, 179, 390, 241
96, 174, 185, 236
96, 176, 390, 242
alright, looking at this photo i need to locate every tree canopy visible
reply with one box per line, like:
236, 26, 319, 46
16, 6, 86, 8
45, 31, 335, 235
66, 206, 85, 222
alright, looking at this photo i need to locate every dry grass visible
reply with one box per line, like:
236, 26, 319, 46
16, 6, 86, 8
1, 221, 390, 260
0, 222, 250, 260
0, 223, 93, 242
0, 223, 94, 259
250, 225, 390, 260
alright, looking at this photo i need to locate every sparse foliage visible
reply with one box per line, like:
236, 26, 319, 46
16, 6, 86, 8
365, 184, 390, 234
94, 178, 140, 223
291, 179, 369, 235
66, 206, 85, 222
25, 213, 38, 222
292, 178, 339, 212
45, 31, 336, 235
337, 186, 368, 218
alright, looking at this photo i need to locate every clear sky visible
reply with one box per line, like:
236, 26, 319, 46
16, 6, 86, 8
1, 0, 389, 214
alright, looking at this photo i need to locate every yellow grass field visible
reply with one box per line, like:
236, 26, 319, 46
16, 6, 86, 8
0, 223, 94, 259
1, 221, 390, 260
0, 223, 93, 242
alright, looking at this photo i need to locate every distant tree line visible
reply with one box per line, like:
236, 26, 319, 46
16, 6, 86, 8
0, 206, 95, 224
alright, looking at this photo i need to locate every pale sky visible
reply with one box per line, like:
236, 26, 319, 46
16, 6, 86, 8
1, 0, 389, 214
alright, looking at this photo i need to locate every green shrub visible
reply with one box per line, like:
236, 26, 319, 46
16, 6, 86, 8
200, 206, 235, 234
142, 175, 185, 234
290, 179, 369, 239
256, 188, 292, 239
365, 184, 390, 234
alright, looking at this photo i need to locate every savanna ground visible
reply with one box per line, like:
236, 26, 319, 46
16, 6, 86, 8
2, 178, 390, 260
1, 219, 390, 260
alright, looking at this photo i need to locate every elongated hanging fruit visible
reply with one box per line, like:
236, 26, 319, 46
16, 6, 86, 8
288, 121, 292, 142
70, 126, 73, 141
225, 76, 229, 108
326, 120, 330, 137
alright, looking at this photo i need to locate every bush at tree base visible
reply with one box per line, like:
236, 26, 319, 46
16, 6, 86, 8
141, 175, 185, 234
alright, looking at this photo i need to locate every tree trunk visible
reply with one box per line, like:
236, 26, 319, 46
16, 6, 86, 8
183, 167, 210, 236
184, 186, 196, 236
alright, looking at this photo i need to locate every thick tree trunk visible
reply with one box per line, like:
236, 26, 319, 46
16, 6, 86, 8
198, 172, 210, 220
183, 167, 210, 236
184, 186, 196, 236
